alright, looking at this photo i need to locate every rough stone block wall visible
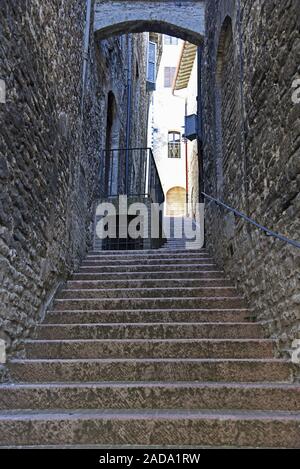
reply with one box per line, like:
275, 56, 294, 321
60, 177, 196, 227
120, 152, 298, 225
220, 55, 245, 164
0, 0, 149, 370
203, 0, 300, 361
0, 0, 88, 361
97, 33, 149, 198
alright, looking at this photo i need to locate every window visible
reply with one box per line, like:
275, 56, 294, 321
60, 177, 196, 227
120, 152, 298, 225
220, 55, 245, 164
164, 67, 176, 88
147, 41, 157, 91
164, 35, 179, 45
168, 131, 181, 159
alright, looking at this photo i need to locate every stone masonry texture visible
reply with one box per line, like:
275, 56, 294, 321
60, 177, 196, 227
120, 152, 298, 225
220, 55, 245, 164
203, 0, 300, 358
94, 0, 205, 44
0, 0, 149, 369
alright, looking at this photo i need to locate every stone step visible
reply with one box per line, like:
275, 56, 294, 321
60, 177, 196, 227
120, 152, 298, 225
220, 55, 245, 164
66, 278, 234, 290
1, 382, 299, 412
8, 358, 293, 383
161, 240, 189, 244
72, 270, 225, 281
160, 247, 190, 250
24, 339, 275, 360
78, 263, 219, 273
4, 241, 298, 450
81, 258, 216, 267
0, 409, 299, 448
53, 297, 245, 311
86, 252, 211, 261
88, 248, 207, 256
34, 322, 263, 340
66, 278, 233, 289
57, 287, 238, 300
44, 308, 253, 324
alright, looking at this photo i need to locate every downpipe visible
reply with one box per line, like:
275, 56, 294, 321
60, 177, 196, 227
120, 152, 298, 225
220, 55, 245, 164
125, 34, 133, 194
185, 98, 189, 217
197, 45, 205, 249
81, 0, 92, 113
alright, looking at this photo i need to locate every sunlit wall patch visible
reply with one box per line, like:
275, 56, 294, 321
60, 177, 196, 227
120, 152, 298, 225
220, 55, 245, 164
0, 79, 6, 104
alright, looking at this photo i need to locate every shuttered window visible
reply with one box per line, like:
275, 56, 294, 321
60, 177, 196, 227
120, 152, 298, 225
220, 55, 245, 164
164, 67, 176, 88
147, 42, 157, 91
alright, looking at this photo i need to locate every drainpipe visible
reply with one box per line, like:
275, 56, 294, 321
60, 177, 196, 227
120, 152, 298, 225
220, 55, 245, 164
185, 98, 189, 216
81, 0, 92, 113
197, 45, 204, 204
125, 34, 133, 195
197, 44, 205, 248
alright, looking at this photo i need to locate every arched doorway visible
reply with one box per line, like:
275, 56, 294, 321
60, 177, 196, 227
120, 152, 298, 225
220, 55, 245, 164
166, 186, 186, 217
104, 91, 120, 196
215, 16, 243, 204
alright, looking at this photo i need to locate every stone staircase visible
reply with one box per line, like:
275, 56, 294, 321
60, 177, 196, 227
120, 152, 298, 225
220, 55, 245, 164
0, 246, 299, 447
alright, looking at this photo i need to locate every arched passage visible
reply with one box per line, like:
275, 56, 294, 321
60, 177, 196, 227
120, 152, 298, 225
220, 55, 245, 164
215, 15, 243, 204
166, 187, 186, 217
215, 16, 232, 197
94, 0, 205, 245
104, 91, 121, 196
94, 1, 206, 45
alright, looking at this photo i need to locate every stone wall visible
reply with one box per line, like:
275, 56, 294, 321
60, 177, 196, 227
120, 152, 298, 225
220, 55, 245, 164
97, 33, 150, 198
0, 0, 149, 368
203, 0, 300, 362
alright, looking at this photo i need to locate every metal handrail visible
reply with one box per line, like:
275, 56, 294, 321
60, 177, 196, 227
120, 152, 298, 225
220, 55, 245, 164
202, 192, 300, 249
101, 147, 164, 205
148, 148, 165, 204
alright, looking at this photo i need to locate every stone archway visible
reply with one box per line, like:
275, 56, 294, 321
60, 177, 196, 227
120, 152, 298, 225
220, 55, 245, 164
94, 1, 206, 45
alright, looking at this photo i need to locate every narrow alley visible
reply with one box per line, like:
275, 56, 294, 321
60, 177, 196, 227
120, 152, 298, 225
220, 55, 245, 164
0, 0, 299, 450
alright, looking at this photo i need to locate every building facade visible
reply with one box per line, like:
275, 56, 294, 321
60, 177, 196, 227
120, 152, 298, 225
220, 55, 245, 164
173, 42, 199, 220
148, 35, 187, 217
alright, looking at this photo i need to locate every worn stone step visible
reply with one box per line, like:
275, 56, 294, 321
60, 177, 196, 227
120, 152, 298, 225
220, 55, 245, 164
8, 358, 293, 384
82, 258, 216, 266
72, 270, 225, 281
1, 382, 299, 412
66, 278, 233, 289
24, 339, 274, 360
34, 322, 263, 340
0, 409, 299, 448
86, 252, 211, 261
57, 287, 238, 300
44, 308, 252, 324
89, 248, 206, 255
160, 247, 191, 251
53, 297, 245, 311
79, 263, 219, 273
